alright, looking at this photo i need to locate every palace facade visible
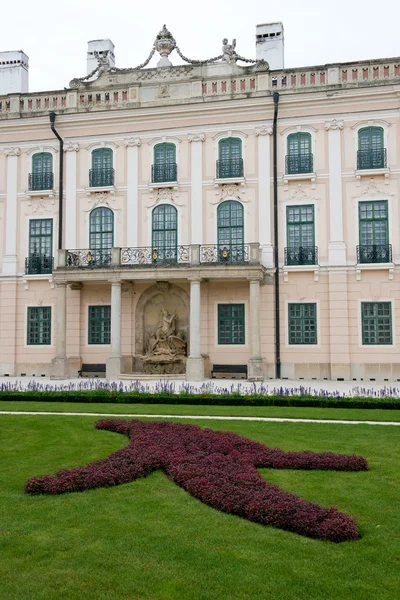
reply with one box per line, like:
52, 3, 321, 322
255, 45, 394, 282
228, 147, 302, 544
0, 24, 399, 381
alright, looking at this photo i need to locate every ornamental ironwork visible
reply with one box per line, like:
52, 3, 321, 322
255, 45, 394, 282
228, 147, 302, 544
357, 149, 387, 170
200, 244, 249, 264
285, 153, 314, 175
284, 246, 318, 266
89, 168, 115, 188
120, 246, 190, 267
151, 163, 178, 183
25, 255, 53, 275
28, 172, 54, 191
216, 158, 244, 179
356, 244, 392, 264
66, 249, 112, 268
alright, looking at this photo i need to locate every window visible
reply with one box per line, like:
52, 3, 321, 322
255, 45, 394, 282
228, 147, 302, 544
218, 304, 245, 344
286, 133, 313, 174
152, 204, 178, 263
361, 302, 392, 345
286, 205, 316, 265
27, 307, 51, 345
288, 303, 317, 345
217, 138, 243, 178
358, 201, 390, 263
27, 219, 53, 274
30, 152, 53, 190
217, 201, 245, 262
90, 148, 114, 187
89, 207, 113, 265
152, 143, 177, 183
357, 127, 386, 169
88, 306, 111, 344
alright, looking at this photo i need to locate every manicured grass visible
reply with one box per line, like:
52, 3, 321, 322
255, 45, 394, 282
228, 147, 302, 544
1, 399, 400, 422
1, 415, 399, 599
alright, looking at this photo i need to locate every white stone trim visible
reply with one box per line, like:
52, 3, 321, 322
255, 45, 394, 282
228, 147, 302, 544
124, 139, 141, 247
26, 146, 58, 157
189, 134, 204, 244
65, 147, 78, 249
3, 150, 19, 275
326, 122, 346, 265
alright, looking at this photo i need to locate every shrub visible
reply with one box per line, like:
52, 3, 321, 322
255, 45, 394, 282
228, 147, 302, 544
25, 420, 368, 542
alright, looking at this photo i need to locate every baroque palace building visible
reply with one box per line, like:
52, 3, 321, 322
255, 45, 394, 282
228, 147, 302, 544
0, 23, 400, 381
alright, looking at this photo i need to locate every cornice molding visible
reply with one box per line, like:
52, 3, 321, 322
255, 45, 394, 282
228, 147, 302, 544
350, 119, 392, 130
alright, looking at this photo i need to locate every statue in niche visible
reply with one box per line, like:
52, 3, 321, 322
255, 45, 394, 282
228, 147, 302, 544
222, 38, 237, 64
143, 307, 186, 373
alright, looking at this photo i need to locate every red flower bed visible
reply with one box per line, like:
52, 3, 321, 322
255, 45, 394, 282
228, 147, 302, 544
25, 420, 368, 542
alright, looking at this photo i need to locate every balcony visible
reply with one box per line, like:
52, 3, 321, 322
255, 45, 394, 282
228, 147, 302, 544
284, 246, 318, 266
28, 172, 54, 191
25, 255, 54, 275
121, 246, 190, 267
285, 153, 314, 175
89, 168, 115, 188
151, 163, 178, 184
357, 244, 392, 264
200, 244, 250, 264
66, 249, 112, 268
216, 158, 244, 180
357, 149, 387, 170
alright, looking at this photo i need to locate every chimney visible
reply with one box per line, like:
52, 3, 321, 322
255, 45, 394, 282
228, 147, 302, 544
0, 50, 29, 94
256, 23, 284, 70
87, 39, 115, 74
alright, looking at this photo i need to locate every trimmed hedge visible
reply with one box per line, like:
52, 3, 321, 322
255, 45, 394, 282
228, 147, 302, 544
25, 419, 368, 542
1, 389, 400, 409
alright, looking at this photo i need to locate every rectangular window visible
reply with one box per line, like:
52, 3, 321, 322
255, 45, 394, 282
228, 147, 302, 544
288, 303, 317, 345
286, 206, 316, 265
218, 304, 245, 344
88, 306, 111, 345
28, 219, 53, 274
358, 201, 389, 263
361, 302, 392, 345
27, 307, 51, 345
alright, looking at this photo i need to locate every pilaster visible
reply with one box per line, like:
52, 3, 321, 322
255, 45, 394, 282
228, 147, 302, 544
328, 270, 351, 380
248, 277, 264, 380
124, 138, 141, 247
51, 282, 69, 379
3, 147, 20, 275
64, 142, 79, 249
188, 133, 205, 245
325, 120, 346, 265
106, 280, 122, 378
186, 277, 204, 381
256, 125, 273, 267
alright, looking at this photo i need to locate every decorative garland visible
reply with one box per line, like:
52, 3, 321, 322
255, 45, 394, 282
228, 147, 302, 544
25, 420, 368, 542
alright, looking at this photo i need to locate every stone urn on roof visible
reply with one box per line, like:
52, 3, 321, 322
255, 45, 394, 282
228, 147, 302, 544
155, 25, 176, 67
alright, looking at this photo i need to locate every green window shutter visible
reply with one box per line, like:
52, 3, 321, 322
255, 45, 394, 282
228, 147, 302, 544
154, 143, 176, 165
219, 138, 242, 161
358, 127, 385, 169
88, 306, 111, 344
32, 152, 52, 174
92, 148, 113, 170
286, 133, 312, 174
361, 302, 392, 345
287, 133, 311, 157
358, 200, 389, 262
152, 204, 178, 261
358, 127, 384, 151
28, 219, 53, 274
27, 307, 51, 345
288, 303, 317, 345
218, 138, 243, 178
217, 200, 244, 250
286, 205, 314, 248
89, 208, 114, 250
218, 304, 245, 344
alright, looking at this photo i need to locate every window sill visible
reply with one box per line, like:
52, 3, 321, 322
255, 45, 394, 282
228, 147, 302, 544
283, 172, 316, 190
22, 274, 54, 290
355, 262, 394, 281
25, 189, 55, 200
355, 168, 389, 183
85, 185, 116, 196
283, 264, 320, 282
148, 181, 179, 191
214, 176, 245, 190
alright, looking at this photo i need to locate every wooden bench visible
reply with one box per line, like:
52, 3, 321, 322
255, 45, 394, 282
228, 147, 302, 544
78, 364, 106, 378
211, 364, 248, 380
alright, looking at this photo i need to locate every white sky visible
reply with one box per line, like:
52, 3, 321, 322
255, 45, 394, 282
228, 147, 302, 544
3, 0, 400, 92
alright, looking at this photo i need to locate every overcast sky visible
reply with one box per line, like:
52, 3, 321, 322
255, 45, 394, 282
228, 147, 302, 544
3, 0, 400, 92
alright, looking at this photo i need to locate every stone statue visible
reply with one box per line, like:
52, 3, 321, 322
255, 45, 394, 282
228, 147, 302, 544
94, 51, 111, 77
222, 38, 237, 64
143, 307, 186, 373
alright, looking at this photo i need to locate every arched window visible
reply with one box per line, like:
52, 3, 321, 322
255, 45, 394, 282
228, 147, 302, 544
30, 152, 53, 191
217, 138, 243, 178
217, 200, 244, 263
152, 143, 177, 183
357, 127, 385, 169
89, 207, 114, 266
152, 204, 178, 263
90, 148, 114, 187
286, 133, 312, 174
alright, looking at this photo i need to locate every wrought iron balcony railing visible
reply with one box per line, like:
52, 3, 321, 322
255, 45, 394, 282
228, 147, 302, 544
216, 158, 244, 179
89, 168, 115, 188
200, 244, 249, 264
357, 149, 387, 170
120, 246, 190, 266
66, 249, 112, 268
357, 244, 392, 264
284, 246, 318, 266
28, 172, 54, 191
285, 153, 314, 175
151, 163, 178, 183
25, 255, 53, 275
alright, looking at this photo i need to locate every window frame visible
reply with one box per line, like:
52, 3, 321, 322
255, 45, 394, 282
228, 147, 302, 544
288, 303, 318, 345
286, 132, 313, 174
361, 301, 393, 346
88, 305, 111, 345
27, 306, 52, 346
217, 303, 246, 345
151, 204, 178, 262
217, 200, 244, 260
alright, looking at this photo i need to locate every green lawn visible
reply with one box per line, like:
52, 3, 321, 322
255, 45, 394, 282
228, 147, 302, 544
1, 399, 400, 421
1, 414, 399, 600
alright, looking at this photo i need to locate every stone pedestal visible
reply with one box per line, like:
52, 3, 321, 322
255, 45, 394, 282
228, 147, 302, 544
247, 278, 264, 381
50, 357, 70, 379
186, 356, 204, 381
106, 281, 122, 379
248, 357, 264, 381
186, 278, 204, 381
106, 356, 122, 379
